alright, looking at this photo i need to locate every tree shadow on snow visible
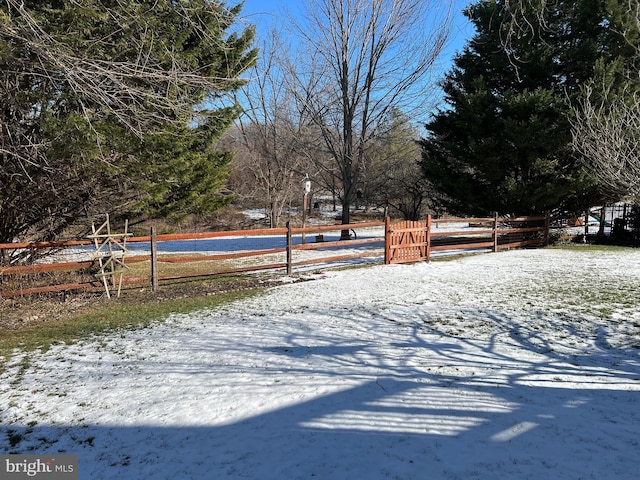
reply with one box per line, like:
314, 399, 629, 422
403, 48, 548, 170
2, 305, 639, 480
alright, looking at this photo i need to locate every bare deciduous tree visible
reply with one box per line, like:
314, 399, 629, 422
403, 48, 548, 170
570, 1, 640, 203
233, 32, 313, 227
364, 110, 432, 220
284, 0, 453, 236
572, 83, 640, 202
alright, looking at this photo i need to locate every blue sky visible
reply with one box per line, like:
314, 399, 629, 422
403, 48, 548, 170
236, 0, 476, 119
239, 0, 476, 76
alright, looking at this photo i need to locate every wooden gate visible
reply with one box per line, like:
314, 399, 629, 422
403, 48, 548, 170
384, 217, 431, 264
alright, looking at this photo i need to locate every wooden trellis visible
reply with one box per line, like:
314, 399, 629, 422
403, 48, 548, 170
87, 214, 131, 298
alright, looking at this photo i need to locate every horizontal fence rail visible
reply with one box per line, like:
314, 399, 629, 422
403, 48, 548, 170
1, 214, 549, 298
0, 221, 385, 298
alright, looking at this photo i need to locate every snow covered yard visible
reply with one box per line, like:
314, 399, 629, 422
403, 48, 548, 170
1, 247, 639, 480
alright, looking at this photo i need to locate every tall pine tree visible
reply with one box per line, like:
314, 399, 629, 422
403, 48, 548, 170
0, 0, 256, 244
420, 0, 627, 216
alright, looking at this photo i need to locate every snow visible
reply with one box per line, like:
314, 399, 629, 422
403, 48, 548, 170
2, 247, 640, 479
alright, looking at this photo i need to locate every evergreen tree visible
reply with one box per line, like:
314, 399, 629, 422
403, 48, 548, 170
420, 0, 627, 216
0, 0, 256, 244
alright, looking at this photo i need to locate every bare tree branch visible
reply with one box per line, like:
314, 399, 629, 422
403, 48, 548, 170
0, 0, 255, 244
232, 31, 316, 227
2, 0, 248, 136
572, 82, 640, 202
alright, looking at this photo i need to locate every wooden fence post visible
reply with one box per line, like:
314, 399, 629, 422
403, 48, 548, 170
384, 216, 391, 264
426, 214, 432, 262
544, 210, 551, 246
150, 227, 159, 292
286, 221, 292, 275
492, 212, 499, 252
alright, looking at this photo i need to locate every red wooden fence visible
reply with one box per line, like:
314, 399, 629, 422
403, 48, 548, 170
0, 214, 549, 298
0, 221, 385, 298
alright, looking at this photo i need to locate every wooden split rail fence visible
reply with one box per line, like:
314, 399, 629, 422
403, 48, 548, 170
0, 221, 384, 298
0, 214, 549, 298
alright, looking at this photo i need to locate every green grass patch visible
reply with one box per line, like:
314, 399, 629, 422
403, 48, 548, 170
0, 289, 263, 369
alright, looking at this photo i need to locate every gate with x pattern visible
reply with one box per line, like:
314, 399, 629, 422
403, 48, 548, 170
384, 216, 431, 264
